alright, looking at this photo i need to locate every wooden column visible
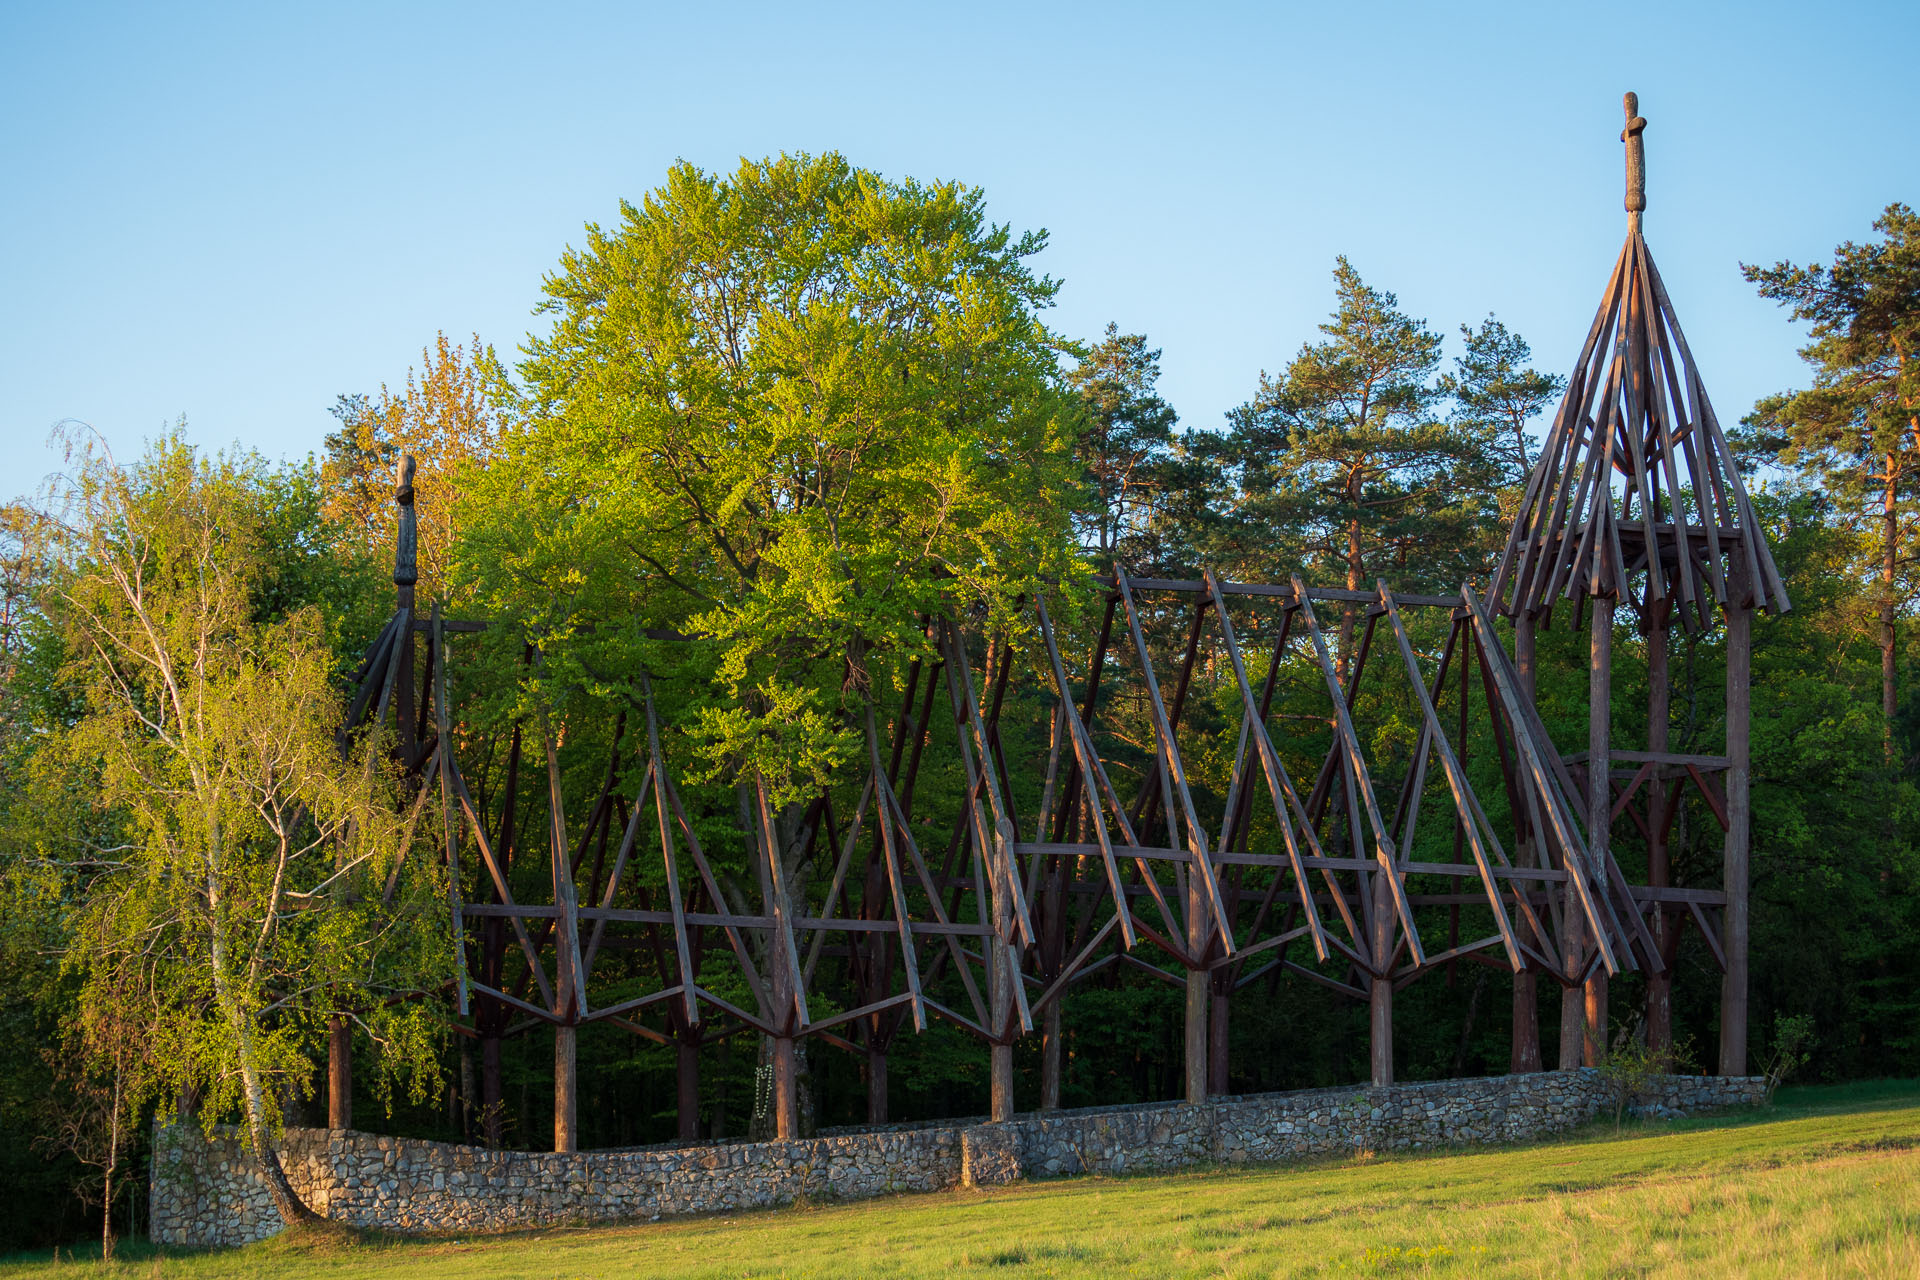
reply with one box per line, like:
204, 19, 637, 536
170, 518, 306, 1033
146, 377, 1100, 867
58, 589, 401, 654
1039, 1004, 1062, 1111
867, 1039, 891, 1124
327, 1018, 351, 1130
990, 1043, 1015, 1122
392, 456, 418, 766
1184, 876, 1210, 1104
1645, 622, 1674, 1050
1510, 613, 1543, 1073
1582, 595, 1613, 1067
1209, 981, 1231, 1096
480, 1035, 503, 1147
676, 1039, 700, 1144
553, 1025, 578, 1152
989, 932, 1015, 1122
1721, 596, 1752, 1075
771, 1036, 798, 1139
1369, 863, 1395, 1088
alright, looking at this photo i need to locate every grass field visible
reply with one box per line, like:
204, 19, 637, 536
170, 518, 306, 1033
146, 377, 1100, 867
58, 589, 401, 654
6, 1082, 1917, 1279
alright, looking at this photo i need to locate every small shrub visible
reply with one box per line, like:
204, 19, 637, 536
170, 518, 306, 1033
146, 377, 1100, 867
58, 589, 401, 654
1595, 1033, 1680, 1130
1762, 1013, 1817, 1103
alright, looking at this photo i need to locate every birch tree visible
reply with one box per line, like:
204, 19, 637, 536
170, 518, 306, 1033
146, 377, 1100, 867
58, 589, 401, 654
37, 433, 444, 1226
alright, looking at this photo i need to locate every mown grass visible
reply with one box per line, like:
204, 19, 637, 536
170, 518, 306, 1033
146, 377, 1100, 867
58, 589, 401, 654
6, 1081, 1917, 1279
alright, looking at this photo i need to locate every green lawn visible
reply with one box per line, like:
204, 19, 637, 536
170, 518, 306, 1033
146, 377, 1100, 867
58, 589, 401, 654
8, 1082, 1918, 1279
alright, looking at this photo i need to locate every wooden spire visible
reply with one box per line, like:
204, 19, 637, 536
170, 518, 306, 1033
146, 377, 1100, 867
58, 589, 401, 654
1487, 94, 1789, 626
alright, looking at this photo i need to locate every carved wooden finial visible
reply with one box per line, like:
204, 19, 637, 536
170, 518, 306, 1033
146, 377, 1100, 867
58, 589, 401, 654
393, 453, 418, 590
1622, 92, 1648, 223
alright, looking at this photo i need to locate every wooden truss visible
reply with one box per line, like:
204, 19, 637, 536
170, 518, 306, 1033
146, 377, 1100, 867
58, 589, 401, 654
336, 556, 1739, 1142
325, 95, 1772, 1146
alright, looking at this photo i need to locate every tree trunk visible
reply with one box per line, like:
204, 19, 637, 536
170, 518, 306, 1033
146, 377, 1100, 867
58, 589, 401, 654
327, 1016, 351, 1131
1341, 517, 1365, 685
103, 1064, 121, 1261
210, 869, 315, 1225
239, 1040, 315, 1224
1883, 462, 1898, 760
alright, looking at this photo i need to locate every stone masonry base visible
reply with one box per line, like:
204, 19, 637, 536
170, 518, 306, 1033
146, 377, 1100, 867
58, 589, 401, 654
151, 1070, 1764, 1248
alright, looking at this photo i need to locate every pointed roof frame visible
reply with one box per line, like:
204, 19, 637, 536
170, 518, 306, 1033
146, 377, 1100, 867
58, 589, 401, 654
1488, 93, 1790, 625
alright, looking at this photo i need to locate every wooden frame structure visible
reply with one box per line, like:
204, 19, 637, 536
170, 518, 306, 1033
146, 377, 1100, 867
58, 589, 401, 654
325, 93, 1778, 1149
1487, 93, 1785, 1075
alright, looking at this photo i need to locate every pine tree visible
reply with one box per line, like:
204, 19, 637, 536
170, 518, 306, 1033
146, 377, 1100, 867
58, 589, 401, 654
1219, 259, 1501, 673
1065, 324, 1180, 571
1743, 204, 1920, 754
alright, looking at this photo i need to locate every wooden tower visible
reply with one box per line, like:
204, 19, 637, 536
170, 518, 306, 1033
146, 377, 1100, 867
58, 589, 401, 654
1487, 93, 1788, 1074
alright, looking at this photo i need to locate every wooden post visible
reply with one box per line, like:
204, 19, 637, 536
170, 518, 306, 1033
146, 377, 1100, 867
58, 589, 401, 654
481, 1035, 503, 1147
1184, 874, 1210, 1105
989, 931, 1015, 1121
1209, 981, 1231, 1096
1721, 595, 1752, 1075
1370, 863, 1395, 1087
676, 1039, 700, 1144
1583, 595, 1613, 1067
1510, 613, 1543, 1073
867, 1041, 890, 1124
991, 1042, 1015, 1122
326, 1018, 351, 1130
392, 456, 418, 765
1645, 621, 1674, 1050
553, 1024, 577, 1152
1039, 1003, 1062, 1111
772, 1036, 798, 1139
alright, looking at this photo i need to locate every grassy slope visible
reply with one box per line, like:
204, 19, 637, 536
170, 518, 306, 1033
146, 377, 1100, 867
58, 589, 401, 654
6, 1082, 1918, 1279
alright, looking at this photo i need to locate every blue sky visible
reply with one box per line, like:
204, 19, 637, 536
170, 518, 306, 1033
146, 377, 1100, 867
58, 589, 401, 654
3, 1, 1914, 497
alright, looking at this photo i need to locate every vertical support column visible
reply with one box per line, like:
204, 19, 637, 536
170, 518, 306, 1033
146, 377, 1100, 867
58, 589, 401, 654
1039, 1003, 1063, 1111
1645, 621, 1674, 1050
676, 1038, 700, 1144
1184, 876, 1210, 1105
1510, 613, 1543, 1073
553, 1024, 578, 1152
772, 1038, 799, 1139
1721, 596, 1752, 1075
989, 919, 1015, 1122
867, 1038, 891, 1124
1369, 866, 1395, 1087
326, 1018, 351, 1129
1583, 595, 1613, 1067
393, 456, 418, 766
1209, 979, 1231, 1096
770, 934, 799, 1139
481, 1035, 503, 1147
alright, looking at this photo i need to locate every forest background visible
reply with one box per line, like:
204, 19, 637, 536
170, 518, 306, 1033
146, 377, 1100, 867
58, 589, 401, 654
0, 149, 1915, 1253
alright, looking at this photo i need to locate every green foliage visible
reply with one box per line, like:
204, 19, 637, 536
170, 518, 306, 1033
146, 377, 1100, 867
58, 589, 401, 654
1065, 324, 1181, 570
460, 152, 1085, 804
1762, 1013, 1817, 1102
1441, 316, 1565, 491
1210, 258, 1504, 596
7, 433, 446, 1172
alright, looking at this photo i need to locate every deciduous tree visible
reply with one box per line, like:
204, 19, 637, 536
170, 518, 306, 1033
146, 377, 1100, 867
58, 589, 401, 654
34, 433, 444, 1225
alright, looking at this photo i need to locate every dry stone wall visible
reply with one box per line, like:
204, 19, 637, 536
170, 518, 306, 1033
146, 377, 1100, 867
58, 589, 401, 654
152, 1071, 1763, 1247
